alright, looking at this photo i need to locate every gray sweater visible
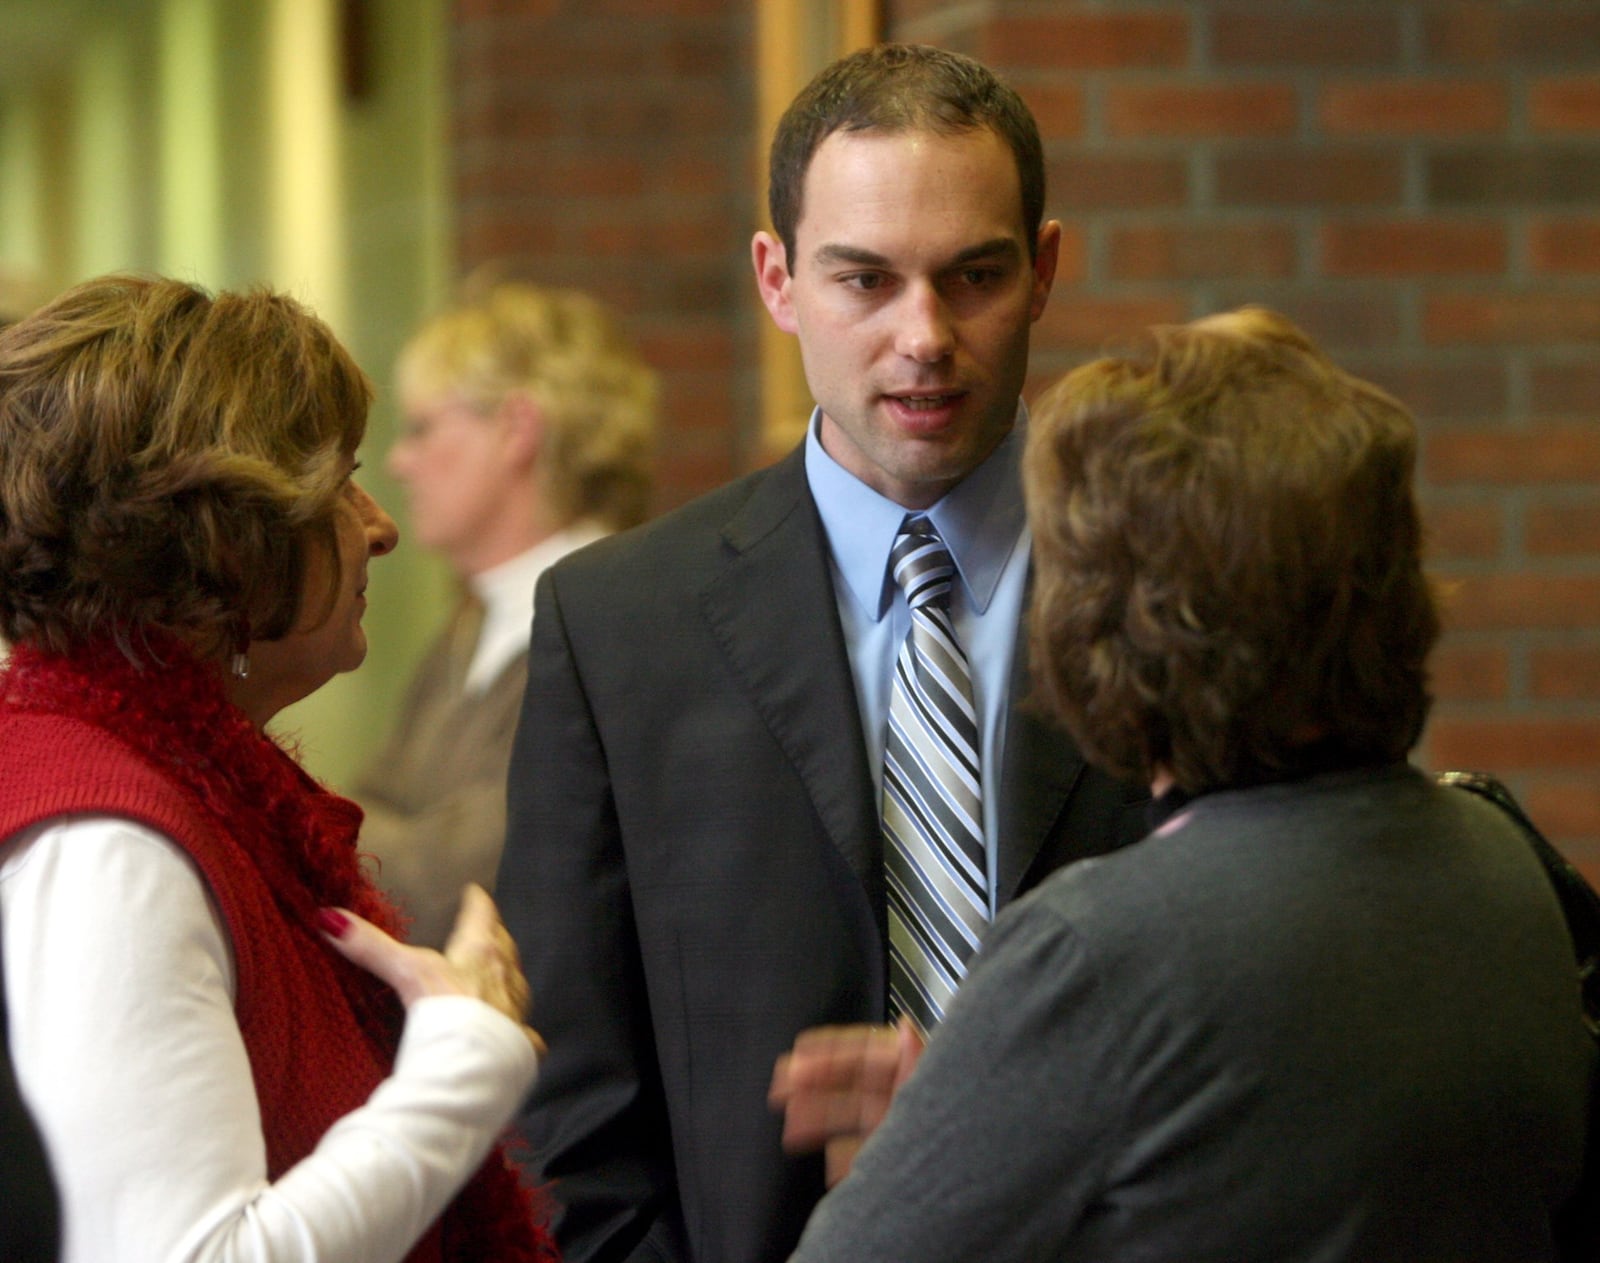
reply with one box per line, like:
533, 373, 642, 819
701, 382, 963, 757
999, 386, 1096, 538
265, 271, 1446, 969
793, 763, 1594, 1262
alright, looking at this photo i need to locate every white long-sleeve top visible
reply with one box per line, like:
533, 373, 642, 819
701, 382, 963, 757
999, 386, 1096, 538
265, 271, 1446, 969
0, 816, 539, 1263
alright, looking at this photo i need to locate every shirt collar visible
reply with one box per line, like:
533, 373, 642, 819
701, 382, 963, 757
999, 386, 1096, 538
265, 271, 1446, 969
467, 521, 607, 622
805, 402, 1028, 622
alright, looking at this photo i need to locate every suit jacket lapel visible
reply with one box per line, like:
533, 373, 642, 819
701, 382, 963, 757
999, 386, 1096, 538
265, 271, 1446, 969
698, 448, 884, 908
996, 593, 1086, 905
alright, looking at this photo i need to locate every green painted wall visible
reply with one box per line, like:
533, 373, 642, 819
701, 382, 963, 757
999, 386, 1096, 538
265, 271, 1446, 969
0, 0, 456, 789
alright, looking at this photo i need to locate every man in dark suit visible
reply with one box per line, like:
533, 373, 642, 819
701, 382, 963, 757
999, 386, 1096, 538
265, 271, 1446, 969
499, 43, 1148, 1263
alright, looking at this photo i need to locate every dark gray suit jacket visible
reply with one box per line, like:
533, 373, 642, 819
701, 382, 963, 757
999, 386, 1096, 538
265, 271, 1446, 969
499, 445, 1147, 1263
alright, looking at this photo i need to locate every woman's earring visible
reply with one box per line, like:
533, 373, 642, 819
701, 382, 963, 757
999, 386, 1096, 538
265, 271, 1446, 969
231, 623, 250, 680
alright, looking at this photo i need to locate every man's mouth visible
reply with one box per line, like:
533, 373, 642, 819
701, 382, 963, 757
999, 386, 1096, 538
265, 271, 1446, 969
887, 392, 963, 411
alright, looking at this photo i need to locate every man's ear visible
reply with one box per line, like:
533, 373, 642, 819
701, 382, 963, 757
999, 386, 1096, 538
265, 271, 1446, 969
497, 391, 544, 468
1029, 220, 1062, 323
752, 231, 799, 334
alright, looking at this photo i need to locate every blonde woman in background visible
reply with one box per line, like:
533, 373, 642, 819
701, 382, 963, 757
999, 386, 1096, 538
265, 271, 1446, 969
354, 281, 658, 948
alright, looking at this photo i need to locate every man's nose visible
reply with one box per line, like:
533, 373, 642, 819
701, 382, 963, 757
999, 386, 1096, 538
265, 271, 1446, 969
894, 282, 955, 364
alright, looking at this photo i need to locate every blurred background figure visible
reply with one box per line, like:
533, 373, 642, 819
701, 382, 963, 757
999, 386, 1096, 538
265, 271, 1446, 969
0, 273, 551, 1261
353, 280, 658, 948
789, 307, 1595, 1262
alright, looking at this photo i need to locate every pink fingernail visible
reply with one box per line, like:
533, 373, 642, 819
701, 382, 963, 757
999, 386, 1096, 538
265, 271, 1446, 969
316, 908, 351, 939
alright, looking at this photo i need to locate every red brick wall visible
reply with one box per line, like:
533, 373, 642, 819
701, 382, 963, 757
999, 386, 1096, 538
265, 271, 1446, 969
877, 0, 1600, 878
452, 0, 1600, 877
450, 0, 760, 507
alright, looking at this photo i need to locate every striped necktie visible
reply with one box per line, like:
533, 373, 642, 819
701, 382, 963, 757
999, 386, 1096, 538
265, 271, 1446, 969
882, 516, 987, 1035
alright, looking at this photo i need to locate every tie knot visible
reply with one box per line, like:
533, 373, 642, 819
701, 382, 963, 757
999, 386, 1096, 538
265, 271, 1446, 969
891, 517, 955, 610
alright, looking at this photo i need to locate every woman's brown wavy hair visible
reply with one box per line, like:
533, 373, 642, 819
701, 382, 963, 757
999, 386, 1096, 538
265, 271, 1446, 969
1024, 306, 1439, 795
0, 274, 372, 662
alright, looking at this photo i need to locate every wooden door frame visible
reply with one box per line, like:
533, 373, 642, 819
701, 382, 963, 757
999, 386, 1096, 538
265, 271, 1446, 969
753, 0, 879, 460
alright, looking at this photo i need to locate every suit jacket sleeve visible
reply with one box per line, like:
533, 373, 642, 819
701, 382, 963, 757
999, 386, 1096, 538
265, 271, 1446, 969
500, 567, 686, 1263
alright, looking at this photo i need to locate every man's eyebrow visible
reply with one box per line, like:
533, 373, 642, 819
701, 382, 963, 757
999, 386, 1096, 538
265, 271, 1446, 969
946, 238, 1024, 267
810, 237, 1024, 270
813, 243, 890, 268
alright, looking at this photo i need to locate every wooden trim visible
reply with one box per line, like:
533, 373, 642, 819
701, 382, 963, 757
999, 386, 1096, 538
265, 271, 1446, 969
753, 0, 880, 464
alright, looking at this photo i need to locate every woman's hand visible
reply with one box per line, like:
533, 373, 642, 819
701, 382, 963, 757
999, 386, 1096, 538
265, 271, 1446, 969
318, 883, 545, 1054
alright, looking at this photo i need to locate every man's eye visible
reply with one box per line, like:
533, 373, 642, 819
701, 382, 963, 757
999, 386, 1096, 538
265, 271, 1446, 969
843, 273, 886, 291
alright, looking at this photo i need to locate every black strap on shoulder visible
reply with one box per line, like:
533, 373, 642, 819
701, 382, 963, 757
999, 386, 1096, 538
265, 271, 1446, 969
1441, 772, 1600, 1260
1439, 770, 1600, 1038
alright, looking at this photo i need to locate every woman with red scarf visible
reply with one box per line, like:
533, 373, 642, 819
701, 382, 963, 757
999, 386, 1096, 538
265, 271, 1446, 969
0, 274, 557, 1261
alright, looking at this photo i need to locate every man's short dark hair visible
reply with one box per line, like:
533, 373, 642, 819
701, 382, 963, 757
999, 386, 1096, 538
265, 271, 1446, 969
767, 43, 1046, 263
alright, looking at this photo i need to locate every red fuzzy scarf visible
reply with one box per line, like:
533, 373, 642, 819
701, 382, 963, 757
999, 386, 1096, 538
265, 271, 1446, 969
0, 634, 556, 1262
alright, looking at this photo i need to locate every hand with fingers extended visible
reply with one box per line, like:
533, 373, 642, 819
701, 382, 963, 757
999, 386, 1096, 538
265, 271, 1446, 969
769, 1018, 925, 1187
318, 882, 545, 1055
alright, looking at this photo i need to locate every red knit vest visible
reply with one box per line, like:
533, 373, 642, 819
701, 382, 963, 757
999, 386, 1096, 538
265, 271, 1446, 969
0, 639, 555, 1262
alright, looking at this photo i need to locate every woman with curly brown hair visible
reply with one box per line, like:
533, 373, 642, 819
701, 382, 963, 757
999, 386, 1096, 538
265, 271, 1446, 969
0, 274, 555, 1262
791, 308, 1593, 1261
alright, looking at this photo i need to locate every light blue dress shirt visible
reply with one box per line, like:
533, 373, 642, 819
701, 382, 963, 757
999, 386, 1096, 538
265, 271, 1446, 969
804, 405, 1031, 919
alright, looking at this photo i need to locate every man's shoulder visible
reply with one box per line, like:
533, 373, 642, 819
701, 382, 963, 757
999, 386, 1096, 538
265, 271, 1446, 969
550, 448, 811, 584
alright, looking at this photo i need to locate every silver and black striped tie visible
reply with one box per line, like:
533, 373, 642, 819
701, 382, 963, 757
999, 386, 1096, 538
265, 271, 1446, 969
882, 515, 987, 1035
